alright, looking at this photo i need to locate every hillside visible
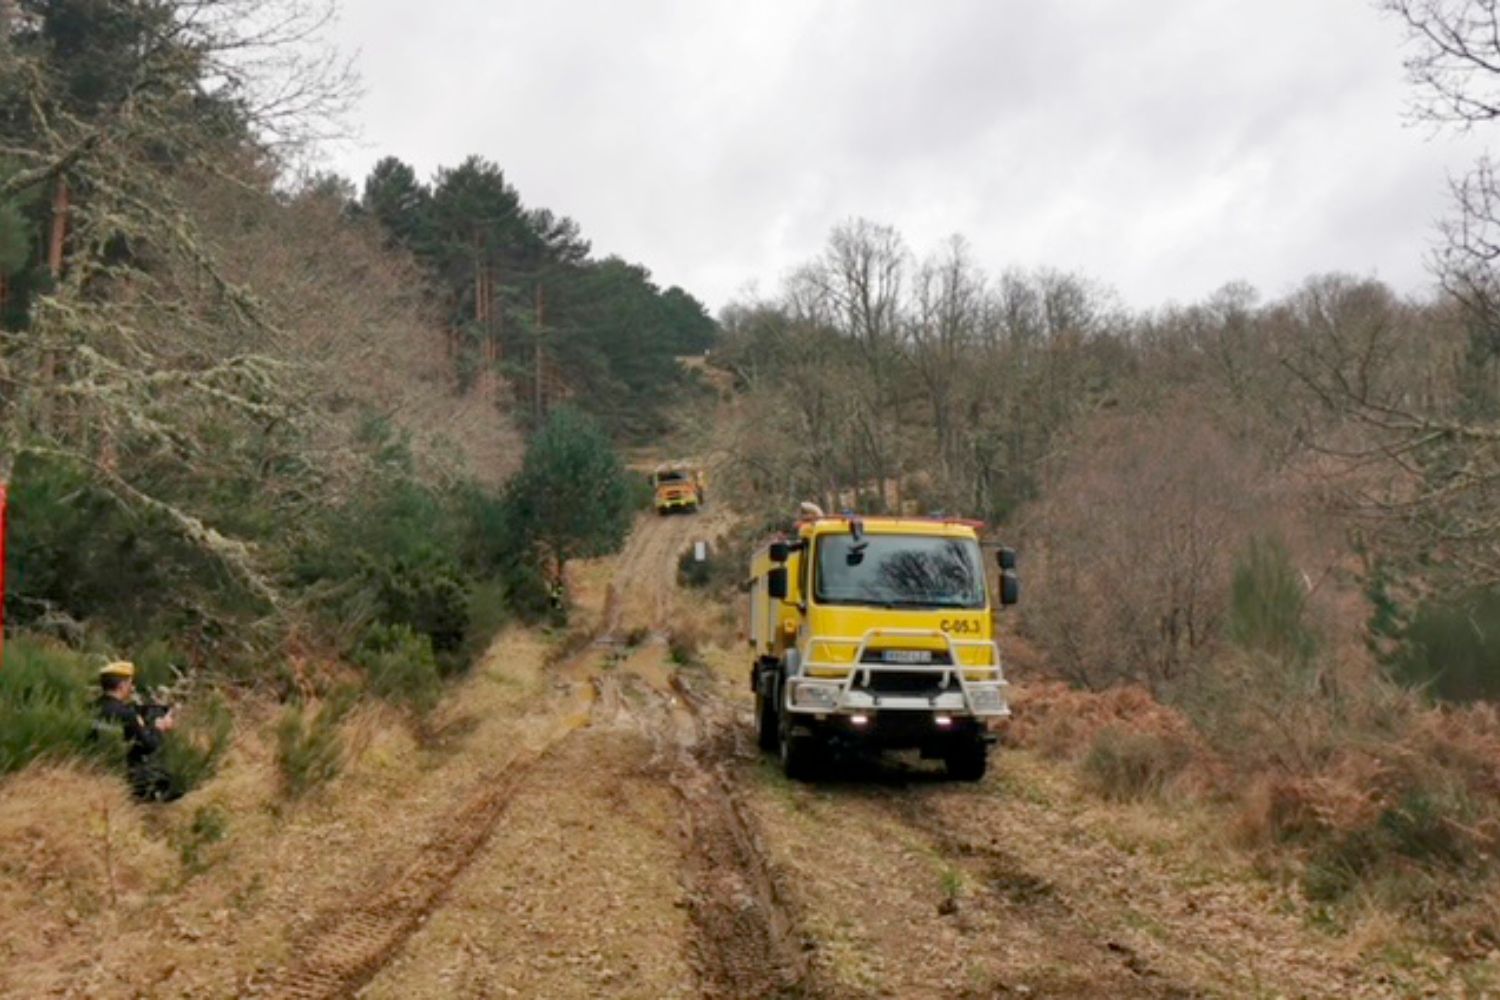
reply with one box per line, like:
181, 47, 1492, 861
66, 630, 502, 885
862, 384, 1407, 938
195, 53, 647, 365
1, 399, 1491, 999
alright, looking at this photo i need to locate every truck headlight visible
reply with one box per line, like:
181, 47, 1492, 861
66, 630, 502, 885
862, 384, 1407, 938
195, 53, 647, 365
969, 686, 1006, 713
793, 682, 840, 710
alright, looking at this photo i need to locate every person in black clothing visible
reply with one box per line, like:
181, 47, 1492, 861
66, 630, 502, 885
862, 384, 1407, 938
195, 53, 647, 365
95, 661, 181, 802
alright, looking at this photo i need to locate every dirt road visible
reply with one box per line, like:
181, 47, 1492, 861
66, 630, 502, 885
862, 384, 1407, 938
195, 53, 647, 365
252, 502, 1418, 1000
1, 498, 1447, 998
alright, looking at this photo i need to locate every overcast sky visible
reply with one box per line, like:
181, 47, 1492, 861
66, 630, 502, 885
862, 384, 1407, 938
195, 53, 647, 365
323, 0, 1491, 315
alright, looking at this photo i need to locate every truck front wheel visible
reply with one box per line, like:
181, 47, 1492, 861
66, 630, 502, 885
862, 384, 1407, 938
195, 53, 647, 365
779, 710, 821, 781
754, 689, 779, 752
945, 738, 989, 782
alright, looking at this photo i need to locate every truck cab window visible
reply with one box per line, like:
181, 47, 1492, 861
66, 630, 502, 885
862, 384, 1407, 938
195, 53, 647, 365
814, 534, 985, 609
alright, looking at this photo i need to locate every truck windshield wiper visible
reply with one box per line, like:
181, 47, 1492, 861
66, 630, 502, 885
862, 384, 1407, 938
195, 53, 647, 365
855, 597, 951, 609
825, 597, 973, 609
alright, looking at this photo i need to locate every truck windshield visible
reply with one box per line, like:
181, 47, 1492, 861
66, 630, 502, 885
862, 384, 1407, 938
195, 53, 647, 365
814, 534, 986, 609
655, 471, 687, 484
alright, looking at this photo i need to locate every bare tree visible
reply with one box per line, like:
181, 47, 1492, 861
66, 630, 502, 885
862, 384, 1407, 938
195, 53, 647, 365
1023, 406, 1269, 692
906, 236, 986, 510
1271, 2, 1500, 588
803, 219, 910, 511
1385, 0, 1500, 127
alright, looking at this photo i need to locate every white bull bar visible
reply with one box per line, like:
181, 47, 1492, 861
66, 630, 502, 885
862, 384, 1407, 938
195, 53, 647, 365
784, 628, 1011, 718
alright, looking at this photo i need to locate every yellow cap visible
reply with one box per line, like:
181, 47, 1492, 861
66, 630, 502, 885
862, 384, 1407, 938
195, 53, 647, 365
100, 661, 136, 680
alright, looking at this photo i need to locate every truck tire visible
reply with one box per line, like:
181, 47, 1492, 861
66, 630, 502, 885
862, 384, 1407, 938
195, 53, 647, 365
754, 689, 779, 752
779, 709, 820, 781
945, 739, 989, 782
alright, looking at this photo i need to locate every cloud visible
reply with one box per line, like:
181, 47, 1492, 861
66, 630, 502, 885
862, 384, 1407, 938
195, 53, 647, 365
324, 0, 1489, 312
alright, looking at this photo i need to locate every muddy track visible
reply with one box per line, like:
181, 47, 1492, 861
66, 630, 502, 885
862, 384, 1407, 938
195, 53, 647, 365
874, 790, 1206, 999
255, 648, 609, 999
255, 490, 732, 998
615, 509, 696, 636
658, 671, 828, 999
250, 746, 551, 999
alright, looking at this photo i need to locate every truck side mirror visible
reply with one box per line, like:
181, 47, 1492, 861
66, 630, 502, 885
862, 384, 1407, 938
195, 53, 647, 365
1000, 570, 1019, 607
769, 541, 790, 564
767, 567, 789, 600
996, 547, 1017, 571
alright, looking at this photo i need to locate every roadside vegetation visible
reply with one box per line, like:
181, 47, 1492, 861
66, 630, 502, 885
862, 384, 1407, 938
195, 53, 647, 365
708, 5, 1500, 963
0, 2, 655, 799
720, 237, 1500, 958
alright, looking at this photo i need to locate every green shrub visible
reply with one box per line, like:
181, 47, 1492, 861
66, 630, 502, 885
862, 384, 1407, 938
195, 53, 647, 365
676, 545, 713, 588
1389, 588, 1500, 703
157, 692, 234, 795
352, 623, 442, 715
275, 693, 354, 798
174, 803, 229, 874
291, 437, 492, 656
0, 636, 116, 774
460, 578, 511, 664
498, 551, 551, 622
129, 638, 190, 692
1228, 536, 1317, 666
1302, 789, 1482, 903
373, 556, 471, 657
1079, 725, 1192, 801
4, 454, 272, 650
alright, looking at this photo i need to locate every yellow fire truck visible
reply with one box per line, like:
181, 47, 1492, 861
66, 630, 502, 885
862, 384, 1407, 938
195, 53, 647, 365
652, 462, 705, 515
747, 509, 1018, 780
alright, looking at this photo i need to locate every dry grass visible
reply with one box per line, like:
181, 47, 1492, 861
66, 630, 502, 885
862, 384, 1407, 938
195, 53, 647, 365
1005, 681, 1215, 774
0, 627, 561, 997
0, 763, 175, 910
1014, 667, 1500, 960
1079, 725, 1196, 801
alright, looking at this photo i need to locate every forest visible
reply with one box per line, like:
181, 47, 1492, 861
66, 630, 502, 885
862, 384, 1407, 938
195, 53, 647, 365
0, 0, 708, 777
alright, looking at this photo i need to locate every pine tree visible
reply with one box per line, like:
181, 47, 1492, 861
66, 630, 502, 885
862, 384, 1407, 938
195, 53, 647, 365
361, 156, 431, 252
503, 407, 633, 582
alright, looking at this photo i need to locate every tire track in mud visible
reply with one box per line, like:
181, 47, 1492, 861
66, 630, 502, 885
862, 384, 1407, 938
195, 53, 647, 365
610, 501, 731, 639
253, 660, 605, 999
652, 670, 831, 1000
872, 789, 1206, 999
613, 509, 694, 637
607, 494, 821, 996
260, 482, 732, 998
252, 746, 552, 999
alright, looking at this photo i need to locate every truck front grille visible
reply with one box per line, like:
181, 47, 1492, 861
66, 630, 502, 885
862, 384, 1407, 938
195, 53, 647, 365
861, 670, 953, 696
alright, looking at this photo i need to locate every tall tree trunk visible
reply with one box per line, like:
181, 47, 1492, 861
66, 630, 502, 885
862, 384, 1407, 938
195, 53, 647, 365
534, 282, 545, 421
47, 175, 68, 278
35, 175, 71, 430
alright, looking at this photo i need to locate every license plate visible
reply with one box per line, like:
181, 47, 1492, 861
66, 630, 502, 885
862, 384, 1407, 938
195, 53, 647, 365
880, 649, 933, 664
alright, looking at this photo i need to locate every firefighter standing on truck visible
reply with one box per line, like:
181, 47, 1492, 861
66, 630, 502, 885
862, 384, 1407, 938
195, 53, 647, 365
95, 661, 181, 802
